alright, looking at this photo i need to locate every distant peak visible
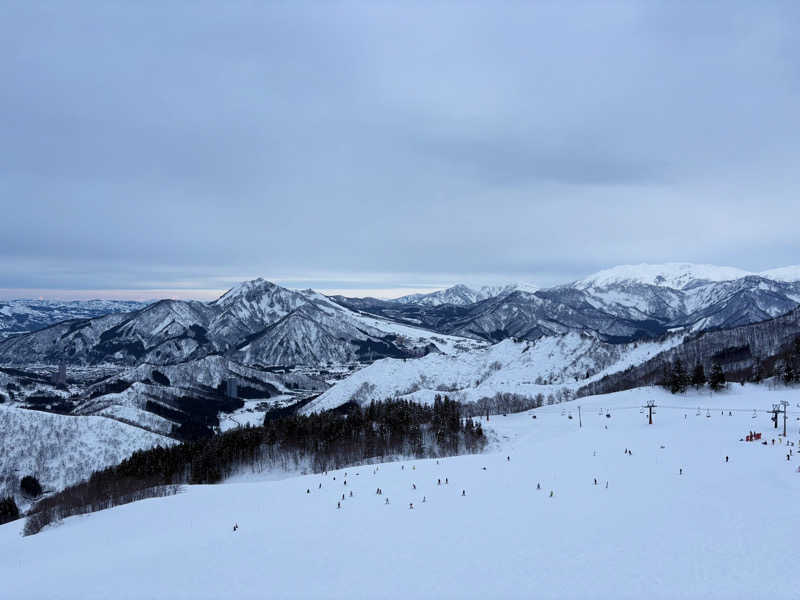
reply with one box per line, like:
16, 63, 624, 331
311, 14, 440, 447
576, 263, 752, 290
213, 278, 280, 304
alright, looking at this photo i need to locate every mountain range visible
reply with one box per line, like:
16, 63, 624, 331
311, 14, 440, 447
3, 264, 800, 369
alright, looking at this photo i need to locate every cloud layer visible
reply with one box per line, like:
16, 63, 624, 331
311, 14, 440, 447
2, 2, 799, 296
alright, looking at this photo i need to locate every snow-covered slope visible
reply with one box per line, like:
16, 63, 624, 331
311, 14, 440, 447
301, 332, 686, 413
760, 265, 800, 282
0, 404, 173, 499
4, 384, 798, 599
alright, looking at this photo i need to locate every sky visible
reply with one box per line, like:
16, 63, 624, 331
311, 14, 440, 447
1, 2, 799, 301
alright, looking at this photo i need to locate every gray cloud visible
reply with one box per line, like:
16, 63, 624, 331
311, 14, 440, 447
1, 2, 799, 296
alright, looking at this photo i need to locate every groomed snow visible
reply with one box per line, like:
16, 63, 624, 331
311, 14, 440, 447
3, 384, 799, 599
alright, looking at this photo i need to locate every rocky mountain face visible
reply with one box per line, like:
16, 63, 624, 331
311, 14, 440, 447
0, 279, 436, 368
0, 299, 147, 339
334, 264, 800, 344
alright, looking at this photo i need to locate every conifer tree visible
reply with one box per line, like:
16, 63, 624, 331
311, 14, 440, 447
670, 359, 689, 394
709, 363, 726, 391
690, 364, 707, 389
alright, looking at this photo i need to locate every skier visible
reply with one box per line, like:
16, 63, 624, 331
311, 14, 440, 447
307, 489, 310, 494
412, 483, 416, 490
437, 479, 441, 485
385, 498, 390, 505
594, 478, 597, 485
344, 480, 347, 486
349, 491, 353, 497
445, 478, 448, 485
507, 456, 510, 462
409, 503, 414, 509
536, 483, 541, 490
725, 456, 729, 463
318, 483, 322, 489
337, 502, 341, 509
462, 490, 466, 496
549, 490, 554, 498
679, 468, 683, 475
605, 481, 608, 489
422, 496, 426, 503
233, 523, 238, 532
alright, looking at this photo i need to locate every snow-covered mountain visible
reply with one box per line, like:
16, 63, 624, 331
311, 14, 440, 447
0, 299, 147, 339
0, 279, 467, 368
394, 283, 537, 306
334, 263, 800, 343
301, 332, 685, 414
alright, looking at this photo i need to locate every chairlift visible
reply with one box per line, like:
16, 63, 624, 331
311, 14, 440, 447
640, 407, 644, 414
752, 409, 757, 419
696, 407, 701, 416
706, 409, 711, 418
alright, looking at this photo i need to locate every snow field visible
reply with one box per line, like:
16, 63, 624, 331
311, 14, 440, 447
2, 384, 800, 599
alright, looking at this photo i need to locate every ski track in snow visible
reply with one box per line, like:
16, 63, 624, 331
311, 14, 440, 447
2, 384, 800, 599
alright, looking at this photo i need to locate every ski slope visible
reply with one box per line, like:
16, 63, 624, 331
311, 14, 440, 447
2, 384, 800, 599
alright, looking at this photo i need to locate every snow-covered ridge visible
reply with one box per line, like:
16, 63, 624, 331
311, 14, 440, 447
301, 332, 686, 413
394, 283, 537, 306
760, 265, 800, 283
574, 263, 753, 290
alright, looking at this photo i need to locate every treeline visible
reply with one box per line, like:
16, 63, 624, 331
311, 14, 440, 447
461, 392, 544, 417
24, 397, 486, 536
578, 308, 800, 397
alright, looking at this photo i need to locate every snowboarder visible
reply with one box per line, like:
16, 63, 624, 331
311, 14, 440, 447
412, 483, 416, 490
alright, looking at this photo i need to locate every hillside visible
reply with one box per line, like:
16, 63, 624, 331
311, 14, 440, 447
2, 384, 798, 599
301, 332, 686, 413
0, 404, 173, 501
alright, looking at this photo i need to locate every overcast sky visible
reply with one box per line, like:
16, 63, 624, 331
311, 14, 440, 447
2, 2, 799, 300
